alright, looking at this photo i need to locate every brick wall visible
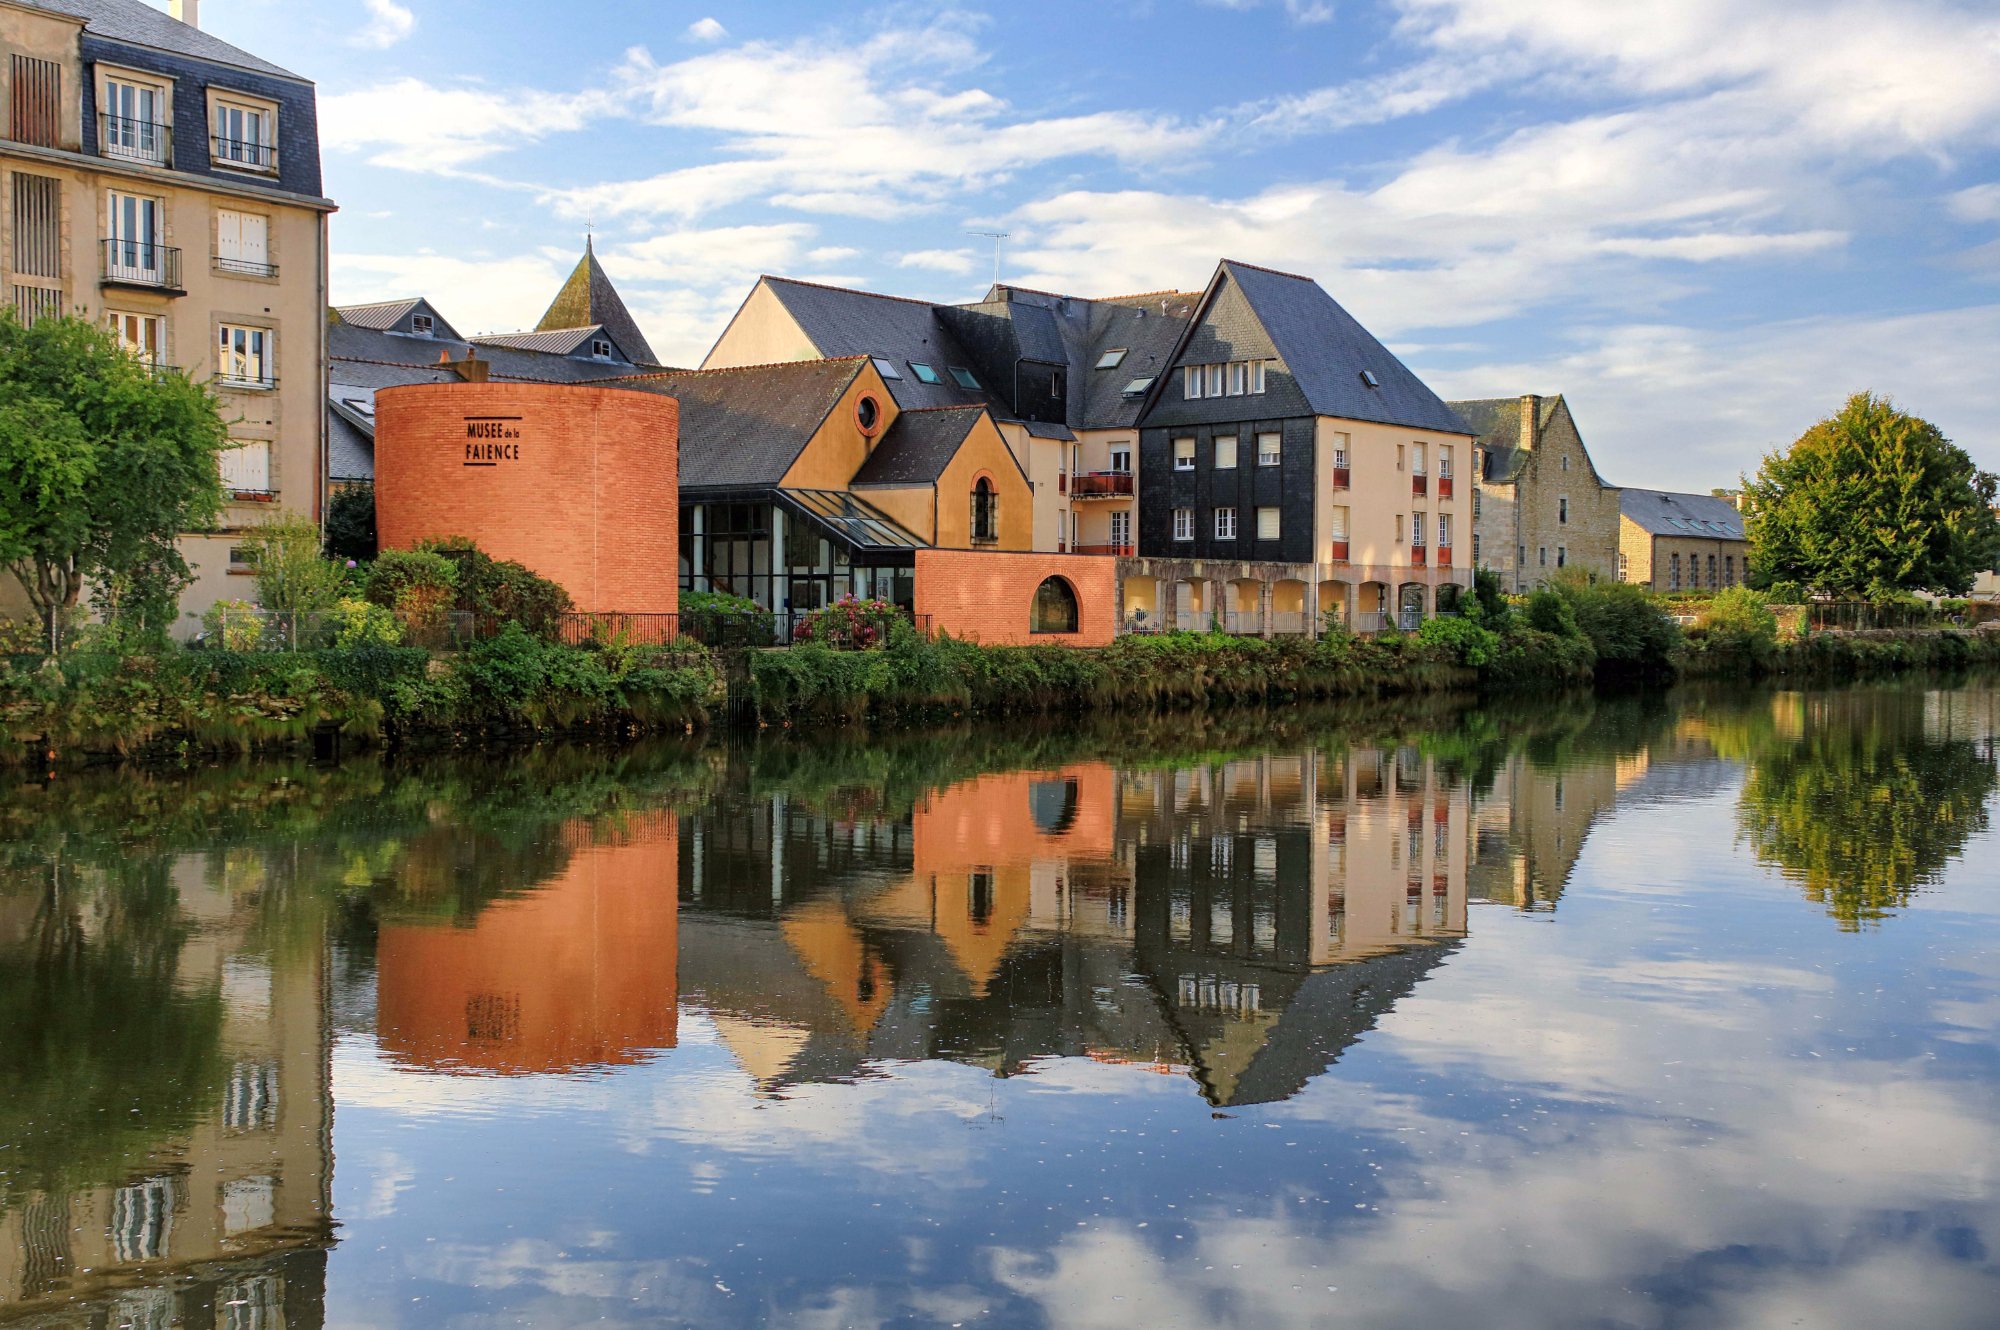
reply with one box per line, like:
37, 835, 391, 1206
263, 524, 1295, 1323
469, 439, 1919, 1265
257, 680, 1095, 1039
915, 549, 1117, 646
375, 382, 678, 614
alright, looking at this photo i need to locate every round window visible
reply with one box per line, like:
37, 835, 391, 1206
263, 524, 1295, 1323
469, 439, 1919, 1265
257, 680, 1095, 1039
856, 394, 881, 435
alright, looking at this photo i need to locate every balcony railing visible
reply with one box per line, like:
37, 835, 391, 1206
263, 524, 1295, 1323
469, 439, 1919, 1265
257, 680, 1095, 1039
101, 238, 183, 292
214, 253, 279, 279
211, 136, 278, 173
216, 369, 278, 392
1329, 539, 1349, 563
1071, 471, 1134, 498
1438, 475, 1454, 499
1411, 545, 1428, 567
1075, 543, 1134, 556
98, 111, 170, 165
1412, 473, 1428, 496
1331, 465, 1350, 489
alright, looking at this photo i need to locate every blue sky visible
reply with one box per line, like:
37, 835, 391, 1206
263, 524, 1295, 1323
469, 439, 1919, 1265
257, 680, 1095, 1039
199, 0, 1999, 490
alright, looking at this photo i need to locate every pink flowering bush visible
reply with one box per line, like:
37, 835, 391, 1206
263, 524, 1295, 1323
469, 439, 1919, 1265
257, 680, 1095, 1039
793, 595, 902, 649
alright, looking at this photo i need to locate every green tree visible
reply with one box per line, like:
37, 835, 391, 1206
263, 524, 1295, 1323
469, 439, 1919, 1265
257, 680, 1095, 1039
243, 512, 347, 619
324, 484, 377, 563
0, 314, 228, 650
1744, 392, 2000, 597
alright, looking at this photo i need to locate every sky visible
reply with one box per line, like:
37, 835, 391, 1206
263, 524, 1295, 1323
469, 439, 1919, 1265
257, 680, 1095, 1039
189, 0, 2000, 491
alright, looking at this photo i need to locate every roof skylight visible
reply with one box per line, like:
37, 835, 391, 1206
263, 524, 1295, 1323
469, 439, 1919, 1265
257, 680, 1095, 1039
871, 357, 902, 380
910, 362, 942, 384
1360, 370, 1380, 388
947, 366, 980, 390
1121, 377, 1154, 397
1096, 348, 1129, 370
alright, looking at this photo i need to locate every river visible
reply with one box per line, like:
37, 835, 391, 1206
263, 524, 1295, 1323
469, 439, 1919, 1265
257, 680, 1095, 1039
1, 681, 1996, 1329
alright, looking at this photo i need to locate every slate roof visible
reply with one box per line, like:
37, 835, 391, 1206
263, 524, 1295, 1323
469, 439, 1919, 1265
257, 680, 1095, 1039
851, 407, 984, 486
328, 320, 645, 386
1620, 489, 1749, 540
1213, 260, 1471, 436
756, 278, 992, 413
1450, 395, 1562, 484
537, 240, 660, 367
608, 359, 869, 490
336, 298, 428, 333
474, 325, 628, 362
34, 0, 303, 80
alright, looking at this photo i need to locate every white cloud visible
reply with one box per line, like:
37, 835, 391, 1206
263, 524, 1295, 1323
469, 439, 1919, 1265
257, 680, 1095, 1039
352, 0, 415, 50
330, 247, 574, 338
685, 16, 728, 43
897, 247, 977, 274
320, 77, 610, 173
1949, 183, 2000, 223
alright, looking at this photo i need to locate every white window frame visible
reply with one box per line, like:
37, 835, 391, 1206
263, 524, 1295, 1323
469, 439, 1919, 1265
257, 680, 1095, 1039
210, 91, 278, 174
1412, 511, 1427, 548
1329, 505, 1349, 541
106, 188, 164, 283
218, 438, 272, 493
1249, 361, 1266, 393
1255, 506, 1279, 541
1109, 445, 1131, 474
1109, 509, 1131, 547
1412, 442, 1428, 476
1172, 507, 1194, 541
1173, 437, 1196, 471
217, 323, 273, 389
106, 310, 164, 365
1438, 444, 1453, 479
1214, 507, 1237, 540
1204, 363, 1224, 397
99, 68, 170, 166
1183, 365, 1203, 400
1227, 361, 1247, 395
1256, 432, 1281, 467
1213, 435, 1237, 469
1438, 512, 1453, 547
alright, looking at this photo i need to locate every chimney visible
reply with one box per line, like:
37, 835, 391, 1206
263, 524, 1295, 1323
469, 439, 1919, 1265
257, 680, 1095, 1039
1519, 394, 1538, 452
437, 347, 490, 383
170, 0, 199, 28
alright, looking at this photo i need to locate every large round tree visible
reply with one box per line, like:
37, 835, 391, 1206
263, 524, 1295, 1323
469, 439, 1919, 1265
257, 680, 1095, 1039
0, 314, 229, 648
1744, 392, 2000, 598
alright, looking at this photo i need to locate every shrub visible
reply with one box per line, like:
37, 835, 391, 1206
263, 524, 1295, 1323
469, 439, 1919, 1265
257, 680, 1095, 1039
681, 590, 776, 648
365, 550, 459, 639
1694, 586, 1779, 666
423, 541, 572, 638
323, 485, 377, 562
1549, 574, 1682, 676
1415, 613, 1500, 667
794, 596, 902, 649
330, 597, 401, 649
1524, 588, 1581, 639
200, 599, 264, 650
242, 514, 348, 618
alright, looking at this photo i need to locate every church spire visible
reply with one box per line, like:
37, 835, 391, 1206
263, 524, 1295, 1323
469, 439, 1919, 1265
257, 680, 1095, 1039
536, 239, 658, 366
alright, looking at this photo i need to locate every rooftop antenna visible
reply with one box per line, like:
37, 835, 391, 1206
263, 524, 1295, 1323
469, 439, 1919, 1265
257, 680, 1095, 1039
968, 230, 1009, 289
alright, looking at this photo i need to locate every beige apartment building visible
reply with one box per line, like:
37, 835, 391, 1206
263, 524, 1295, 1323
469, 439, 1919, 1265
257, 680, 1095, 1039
1452, 393, 1622, 590
0, 0, 331, 632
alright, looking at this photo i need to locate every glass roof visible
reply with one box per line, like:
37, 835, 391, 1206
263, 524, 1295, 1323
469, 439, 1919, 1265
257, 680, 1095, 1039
779, 489, 929, 550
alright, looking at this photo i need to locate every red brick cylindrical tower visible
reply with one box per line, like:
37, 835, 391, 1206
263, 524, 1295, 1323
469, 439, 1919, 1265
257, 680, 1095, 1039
374, 381, 678, 614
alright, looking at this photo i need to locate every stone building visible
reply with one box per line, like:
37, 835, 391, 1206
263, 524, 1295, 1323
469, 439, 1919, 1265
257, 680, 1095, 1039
1618, 489, 1751, 591
1451, 394, 1621, 590
0, 0, 332, 633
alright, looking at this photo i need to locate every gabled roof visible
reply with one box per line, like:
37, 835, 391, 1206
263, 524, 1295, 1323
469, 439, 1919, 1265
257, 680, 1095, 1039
536, 239, 660, 367
851, 407, 985, 487
473, 325, 630, 362
1450, 395, 1563, 483
609, 359, 870, 490
755, 277, 991, 412
1620, 489, 1749, 540
334, 297, 464, 339
39, 0, 304, 81
328, 320, 646, 386
1182, 260, 1470, 436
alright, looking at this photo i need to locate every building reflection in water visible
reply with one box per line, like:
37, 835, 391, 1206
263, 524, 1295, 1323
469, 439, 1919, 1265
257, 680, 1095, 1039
679, 743, 1470, 1108
374, 811, 679, 1075
0, 853, 333, 1328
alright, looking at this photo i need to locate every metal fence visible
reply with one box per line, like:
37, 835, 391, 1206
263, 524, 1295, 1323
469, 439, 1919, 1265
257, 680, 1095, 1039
1801, 601, 1941, 632
554, 612, 680, 646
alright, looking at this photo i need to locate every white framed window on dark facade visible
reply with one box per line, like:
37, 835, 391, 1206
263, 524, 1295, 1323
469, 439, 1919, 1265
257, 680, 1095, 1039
1173, 437, 1195, 470
1257, 432, 1281, 466
1214, 507, 1236, 540
1213, 435, 1237, 469
1172, 507, 1193, 541
1256, 507, 1279, 540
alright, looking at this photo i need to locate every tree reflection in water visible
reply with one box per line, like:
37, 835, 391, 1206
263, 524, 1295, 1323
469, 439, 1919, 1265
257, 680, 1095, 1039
1738, 689, 1997, 929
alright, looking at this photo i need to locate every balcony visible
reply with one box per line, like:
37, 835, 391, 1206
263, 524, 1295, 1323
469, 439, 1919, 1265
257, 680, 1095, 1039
1329, 540, 1349, 563
216, 369, 278, 392
1412, 473, 1428, 497
98, 111, 170, 166
1411, 545, 1428, 567
1075, 543, 1134, 557
101, 239, 183, 295
1438, 475, 1454, 499
1436, 545, 1454, 567
211, 136, 278, 174
1331, 465, 1350, 489
1071, 471, 1134, 499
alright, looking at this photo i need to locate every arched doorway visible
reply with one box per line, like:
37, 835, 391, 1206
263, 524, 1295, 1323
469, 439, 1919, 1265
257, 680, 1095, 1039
1318, 579, 1352, 632
1358, 581, 1389, 634
1174, 578, 1210, 631
1121, 574, 1160, 633
1226, 578, 1264, 634
1030, 575, 1079, 634
1435, 582, 1464, 615
1397, 583, 1427, 632
1271, 579, 1308, 635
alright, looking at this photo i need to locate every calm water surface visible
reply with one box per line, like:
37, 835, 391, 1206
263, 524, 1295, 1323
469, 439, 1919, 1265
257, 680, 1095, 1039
2, 683, 1997, 1329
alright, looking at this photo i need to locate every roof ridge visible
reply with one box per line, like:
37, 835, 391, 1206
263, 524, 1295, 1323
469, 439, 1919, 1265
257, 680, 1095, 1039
605, 354, 870, 382
1092, 287, 1193, 302
1219, 257, 1319, 284
764, 274, 944, 310
336, 297, 424, 311
329, 355, 596, 387
896, 403, 988, 414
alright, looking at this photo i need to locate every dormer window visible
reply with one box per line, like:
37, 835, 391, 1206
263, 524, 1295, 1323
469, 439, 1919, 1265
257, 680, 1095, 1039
910, 362, 942, 384
209, 91, 278, 174
1095, 348, 1128, 369
591, 338, 613, 360
410, 314, 434, 338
